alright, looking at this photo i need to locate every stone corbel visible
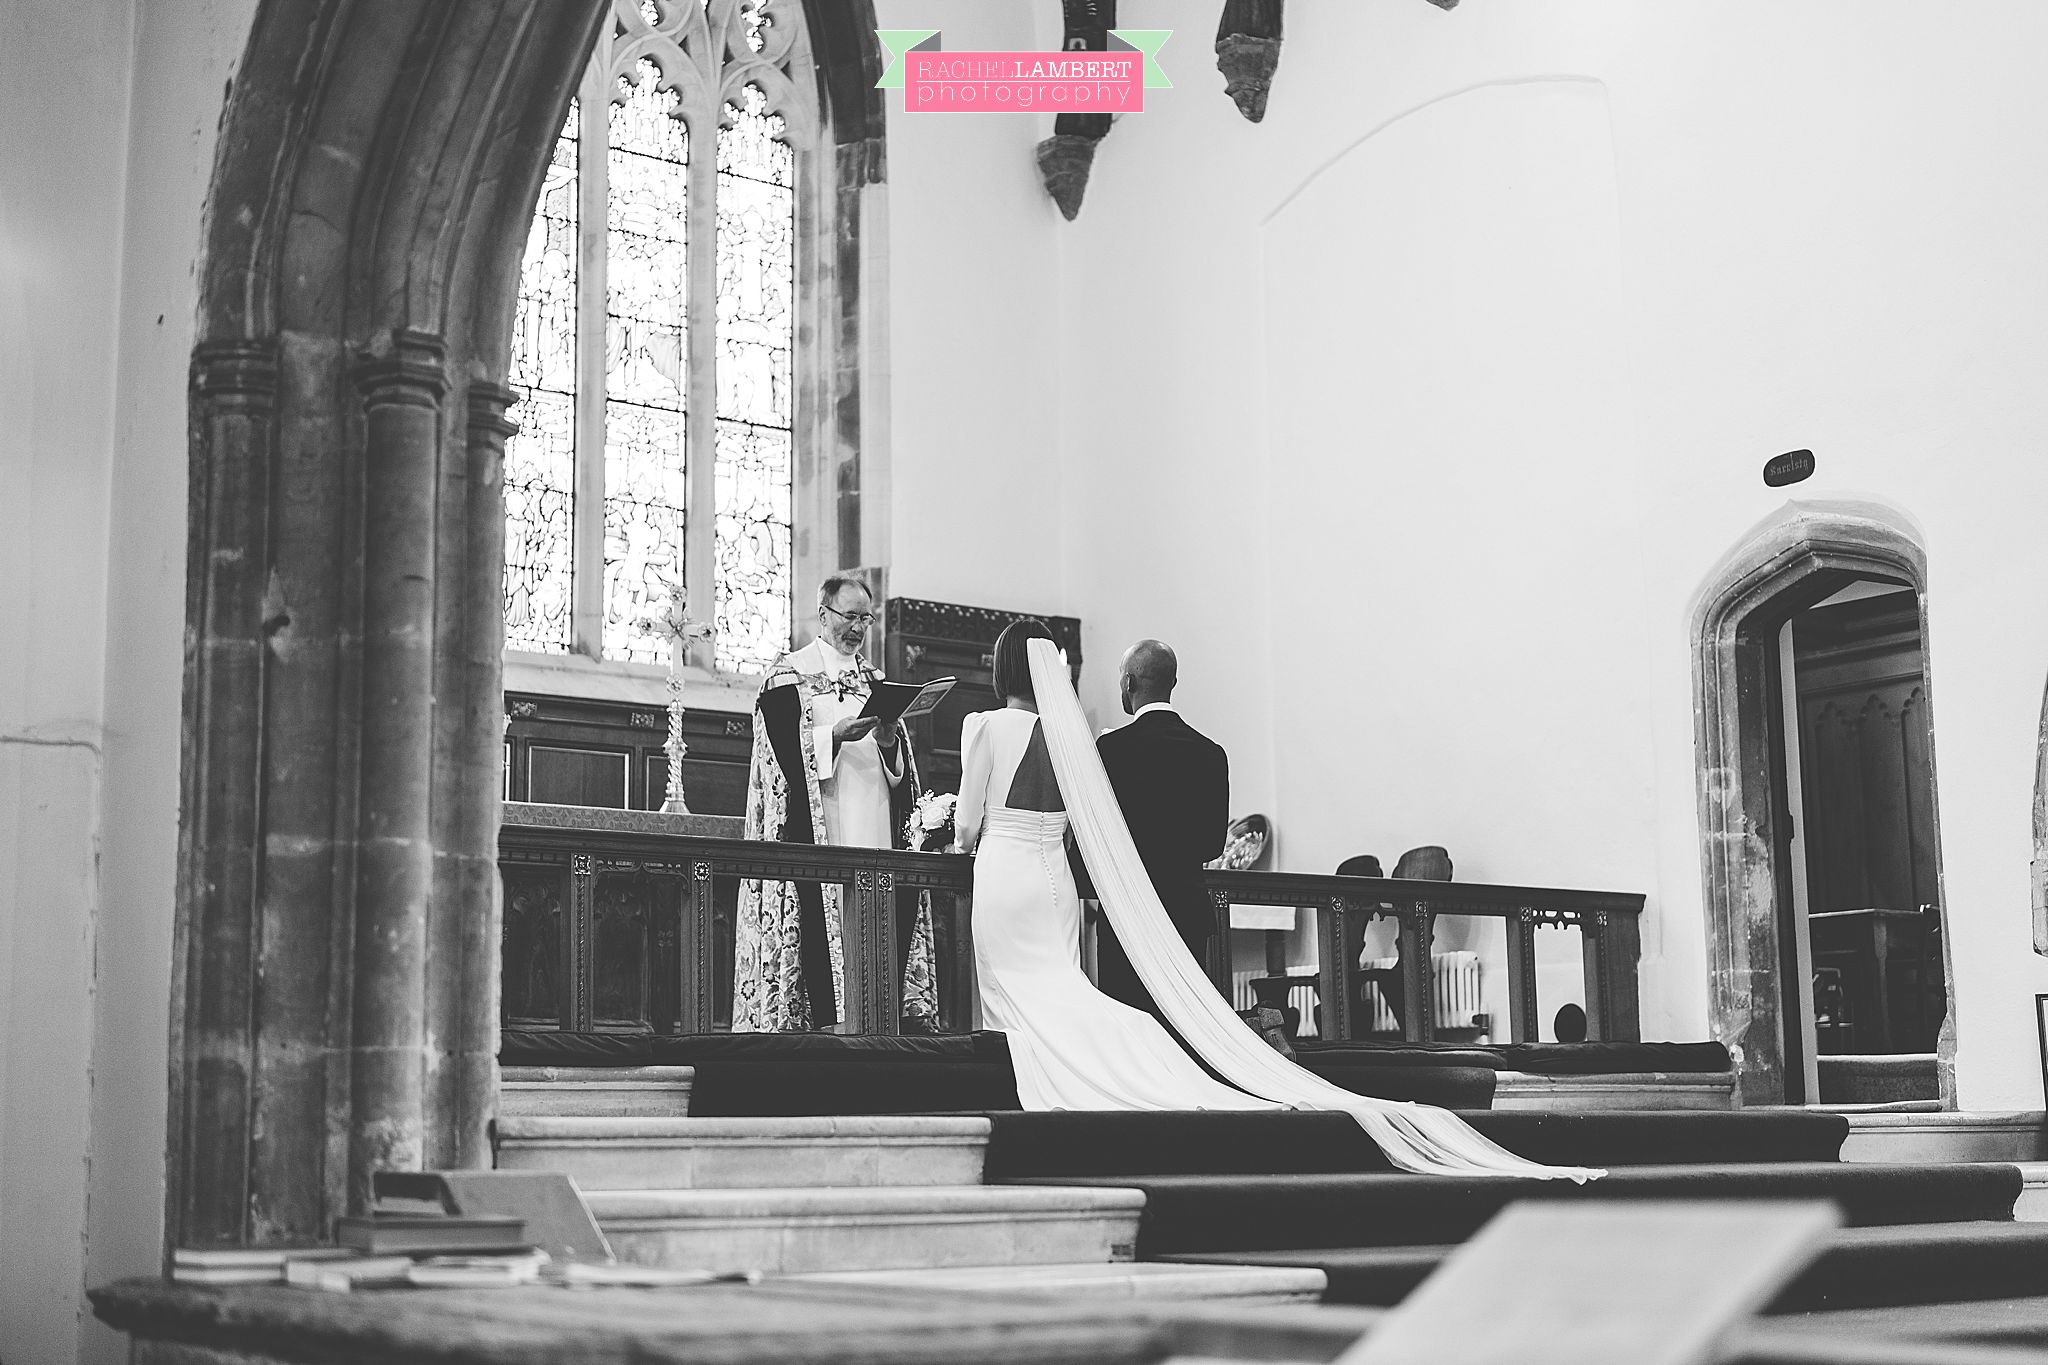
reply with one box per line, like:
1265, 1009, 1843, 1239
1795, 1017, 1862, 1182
1217, 0, 1457, 126
1036, 0, 1115, 220
1215, 0, 1282, 124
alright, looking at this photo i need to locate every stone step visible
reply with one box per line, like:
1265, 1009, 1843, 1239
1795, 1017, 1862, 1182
2012, 1162, 2048, 1221
498, 1065, 693, 1118
586, 1184, 1145, 1276
798, 1261, 1326, 1305
1818, 1054, 1940, 1106
1491, 1070, 1738, 1111
1840, 1111, 2048, 1164
1137, 1302, 1383, 1365
494, 1115, 989, 1189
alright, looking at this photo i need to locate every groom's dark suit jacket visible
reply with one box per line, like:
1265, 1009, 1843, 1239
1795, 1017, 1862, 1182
1090, 707, 1230, 1018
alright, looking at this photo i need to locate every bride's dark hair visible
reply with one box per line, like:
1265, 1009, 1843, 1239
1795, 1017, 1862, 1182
991, 619, 1055, 703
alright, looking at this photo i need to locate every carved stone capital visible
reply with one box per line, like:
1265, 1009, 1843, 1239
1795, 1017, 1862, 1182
191, 339, 280, 409
352, 329, 448, 409
466, 379, 520, 441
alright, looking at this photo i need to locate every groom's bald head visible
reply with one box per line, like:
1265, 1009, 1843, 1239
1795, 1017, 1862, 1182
1119, 639, 1177, 714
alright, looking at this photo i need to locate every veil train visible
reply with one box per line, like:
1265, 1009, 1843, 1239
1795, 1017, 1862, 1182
1023, 638, 1601, 1181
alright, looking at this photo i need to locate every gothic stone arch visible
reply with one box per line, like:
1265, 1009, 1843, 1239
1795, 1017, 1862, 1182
1691, 500, 1952, 1107
172, 0, 884, 1251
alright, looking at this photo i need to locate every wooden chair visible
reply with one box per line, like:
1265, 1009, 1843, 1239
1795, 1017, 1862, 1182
1812, 966, 1856, 1053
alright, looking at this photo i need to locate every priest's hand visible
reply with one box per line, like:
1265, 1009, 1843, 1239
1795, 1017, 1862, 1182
832, 715, 880, 753
873, 717, 903, 750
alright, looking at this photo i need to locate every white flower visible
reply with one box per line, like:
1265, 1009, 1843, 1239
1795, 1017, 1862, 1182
904, 790, 959, 848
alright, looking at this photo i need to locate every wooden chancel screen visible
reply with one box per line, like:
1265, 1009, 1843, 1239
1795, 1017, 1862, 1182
884, 599, 1084, 796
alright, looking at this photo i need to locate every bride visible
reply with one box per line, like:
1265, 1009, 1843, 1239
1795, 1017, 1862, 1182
953, 621, 1598, 1181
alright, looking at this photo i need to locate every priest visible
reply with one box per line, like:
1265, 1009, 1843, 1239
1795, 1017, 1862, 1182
733, 574, 938, 1032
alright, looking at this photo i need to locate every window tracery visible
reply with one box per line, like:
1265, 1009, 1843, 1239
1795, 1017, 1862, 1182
505, 0, 810, 674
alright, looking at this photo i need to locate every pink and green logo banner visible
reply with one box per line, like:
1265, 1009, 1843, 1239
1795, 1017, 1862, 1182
876, 29, 1171, 113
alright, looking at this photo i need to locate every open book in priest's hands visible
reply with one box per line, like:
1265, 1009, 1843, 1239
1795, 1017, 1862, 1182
858, 676, 955, 725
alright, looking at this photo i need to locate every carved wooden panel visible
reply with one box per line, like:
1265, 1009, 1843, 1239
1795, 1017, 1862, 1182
501, 863, 568, 1028
884, 598, 1083, 796
1794, 593, 1938, 917
529, 745, 629, 808
590, 872, 655, 1030
506, 692, 752, 814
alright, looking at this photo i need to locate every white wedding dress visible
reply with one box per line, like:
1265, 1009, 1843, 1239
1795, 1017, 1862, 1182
956, 705, 1277, 1113
954, 639, 1602, 1181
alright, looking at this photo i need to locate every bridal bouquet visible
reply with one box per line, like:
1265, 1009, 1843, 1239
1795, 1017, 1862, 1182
904, 790, 958, 853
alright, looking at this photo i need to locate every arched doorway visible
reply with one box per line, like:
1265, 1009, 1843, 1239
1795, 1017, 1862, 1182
1691, 501, 1952, 1107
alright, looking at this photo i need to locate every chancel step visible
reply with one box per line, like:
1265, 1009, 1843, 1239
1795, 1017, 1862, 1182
2010, 1162, 2048, 1222
1837, 1111, 2048, 1164
1491, 1069, 1737, 1111
978, 1109, 1853, 1177
1819, 1054, 1940, 1107
1165, 1221, 2048, 1311
499, 1065, 694, 1118
799, 1260, 1326, 1304
1000, 1163, 2023, 1255
586, 1184, 1145, 1275
494, 1115, 990, 1189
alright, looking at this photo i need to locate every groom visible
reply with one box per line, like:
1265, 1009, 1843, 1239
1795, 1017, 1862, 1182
1091, 639, 1232, 1018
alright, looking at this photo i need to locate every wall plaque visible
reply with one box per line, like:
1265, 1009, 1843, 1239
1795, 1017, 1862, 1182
1763, 449, 1816, 487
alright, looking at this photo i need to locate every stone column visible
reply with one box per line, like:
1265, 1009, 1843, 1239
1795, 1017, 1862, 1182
171, 341, 278, 1248
249, 326, 355, 1243
451, 381, 517, 1168
348, 331, 447, 1209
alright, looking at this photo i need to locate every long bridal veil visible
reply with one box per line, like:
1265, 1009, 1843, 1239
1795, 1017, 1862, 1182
1024, 638, 1601, 1181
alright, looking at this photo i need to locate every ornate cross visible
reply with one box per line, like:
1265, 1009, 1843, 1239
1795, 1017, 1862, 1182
636, 580, 713, 813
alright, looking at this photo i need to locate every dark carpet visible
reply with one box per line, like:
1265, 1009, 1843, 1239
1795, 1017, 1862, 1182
687, 1060, 1022, 1116
1165, 1221, 2048, 1313
1292, 1039, 1733, 1075
999, 1163, 2023, 1255
978, 1110, 1850, 1179
501, 1030, 1497, 1110
1292, 1064, 1496, 1109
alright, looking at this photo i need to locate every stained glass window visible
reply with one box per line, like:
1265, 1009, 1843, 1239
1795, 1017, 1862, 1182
713, 85, 795, 673
503, 0, 807, 675
602, 61, 690, 664
503, 104, 579, 655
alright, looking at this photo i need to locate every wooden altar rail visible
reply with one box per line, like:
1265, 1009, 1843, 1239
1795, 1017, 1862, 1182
1205, 871, 1645, 1045
497, 824, 1643, 1043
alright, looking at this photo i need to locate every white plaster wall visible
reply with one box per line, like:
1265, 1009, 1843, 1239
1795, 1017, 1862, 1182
875, 0, 1069, 623
1258, 76, 1652, 1040
86, 3, 261, 1363
1035, 8, 1294, 818
1050, 0, 2048, 1105
2, 3, 134, 1358
1, 0, 254, 1360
